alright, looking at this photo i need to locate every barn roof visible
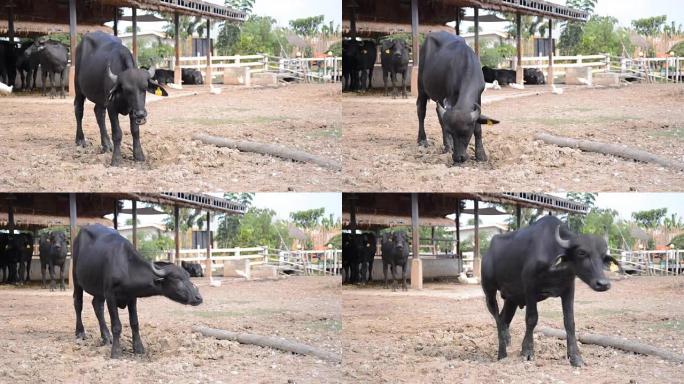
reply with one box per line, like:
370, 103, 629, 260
0, 20, 112, 37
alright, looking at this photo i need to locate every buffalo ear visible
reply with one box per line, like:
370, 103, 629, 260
147, 80, 169, 97
154, 277, 164, 284
549, 254, 569, 272
477, 115, 500, 125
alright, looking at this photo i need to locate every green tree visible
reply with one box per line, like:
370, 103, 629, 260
125, 26, 141, 34
234, 208, 291, 249
231, 15, 290, 56
125, 218, 141, 226
137, 42, 174, 68
479, 43, 516, 68
162, 15, 204, 39
215, 193, 254, 248
161, 206, 204, 232
326, 233, 342, 249
566, 192, 597, 232
579, 208, 633, 250
501, 205, 544, 231
632, 208, 668, 229
226, 0, 254, 13
663, 213, 684, 230
671, 41, 684, 57
559, 0, 598, 55
290, 208, 326, 229
631, 15, 668, 37
289, 15, 326, 37
572, 16, 632, 56
137, 234, 175, 262
669, 233, 684, 249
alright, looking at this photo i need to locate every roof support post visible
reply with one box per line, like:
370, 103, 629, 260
349, 5, 357, 40
132, 200, 137, 250
206, 18, 212, 88
411, 193, 423, 290
68, 193, 77, 289
68, 0, 77, 97
174, 206, 180, 265
516, 13, 523, 84
132, 7, 138, 64
474, 7, 480, 57
206, 211, 212, 279
455, 7, 461, 35
7, 5, 14, 45
410, 0, 420, 96
548, 18, 554, 86
113, 8, 118, 36
349, 194, 357, 282
516, 204, 522, 229
455, 199, 461, 272
174, 12, 182, 86
113, 200, 119, 230
473, 199, 481, 278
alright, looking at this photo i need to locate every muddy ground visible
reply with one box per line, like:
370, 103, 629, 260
342, 276, 684, 383
0, 83, 340, 192
342, 84, 684, 191
0, 276, 341, 384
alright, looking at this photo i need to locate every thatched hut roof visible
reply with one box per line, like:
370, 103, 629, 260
0, 20, 112, 38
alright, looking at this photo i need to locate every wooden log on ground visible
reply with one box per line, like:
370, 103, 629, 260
192, 325, 341, 363
534, 132, 684, 172
536, 326, 684, 363
192, 133, 342, 171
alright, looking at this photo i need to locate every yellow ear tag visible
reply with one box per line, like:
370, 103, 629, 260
385, 49, 390, 54
486, 120, 493, 127
363, 50, 367, 54
155, 87, 162, 96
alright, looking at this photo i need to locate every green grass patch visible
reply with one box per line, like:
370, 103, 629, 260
306, 319, 342, 332
654, 320, 684, 333
189, 308, 281, 319
655, 127, 684, 141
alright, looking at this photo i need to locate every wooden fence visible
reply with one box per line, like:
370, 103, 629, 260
617, 249, 684, 276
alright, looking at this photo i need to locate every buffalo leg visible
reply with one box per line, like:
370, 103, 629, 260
49, 71, 56, 98
383, 68, 389, 96
391, 70, 397, 99
561, 284, 584, 367
383, 262, 389, 288
128, 298, 145, 354
74, 284, 86, 339
474, 122, 488, 162
60, 68, 66, 99
367, 257, 374, 283
390, 264, 397, 292
17, 261, 25, 286
521, 294, 538, 361
108, 108, 123, 166
94, 105, 113, 153
500, 299, 517, 347
59, 264, 65, 291
74, 93, 87, 147
92, 296, 112, 345
41, 69, 47, 96
436, 105, 454, 153
129, 115, 145, 162
40, 262, 47, 288
416, 93, 429, 146
48, 261, 56, 291
484, 287, 507, 359
368, 66, 374, 91
25, 258, 31, 284
32, 67, 38, 91
401, 70, 407, 99
401, 264, 407, 291
105, 294, 123, 358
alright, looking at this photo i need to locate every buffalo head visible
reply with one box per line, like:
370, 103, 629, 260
151, 262, 203, 306
551, 225, 619, 292
106, 66, 168, 125
437, 99, 499, 163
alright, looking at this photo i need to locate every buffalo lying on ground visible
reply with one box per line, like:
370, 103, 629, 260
482, 216, 620, 366
73, 224, 202, 358
74, 31, 168, 166
181, 261, 204, 277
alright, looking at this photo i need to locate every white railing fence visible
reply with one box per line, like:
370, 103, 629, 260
616, 249, 684, 276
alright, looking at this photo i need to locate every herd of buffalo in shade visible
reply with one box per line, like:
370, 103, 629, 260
343, 32, 546, 164
0, 230, 68, 290
343, 215, 623, 366
0, 32, 204, 166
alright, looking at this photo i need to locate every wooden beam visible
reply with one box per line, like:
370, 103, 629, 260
174, 206, 180, 264
7, 5, 14, 44
113, 200, 119, 230
548, 18, 554, 86
410, 193, 423, 289
132, 200, 137, 250
473, 199, 480, 278
113, 8, 118, 36
132, 7, 138, 64
455, 7, 461, 35
206, 18, 212, 88
174, 12, 181, 85
68, 0, 77, 97
455, 199, 461, 263
350, 5, 357, 40
68, 193, 77, 289
474, 7, 480, 57
516, 13, 523, 84
411, 0, 419, 66
516, 204, 522, 229
206, 210, 212, 279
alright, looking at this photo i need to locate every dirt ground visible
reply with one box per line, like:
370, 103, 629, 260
342, 84, 684, 191
0, 83, 340, 192
0, 276, 341, 384
342, 276, 684, 383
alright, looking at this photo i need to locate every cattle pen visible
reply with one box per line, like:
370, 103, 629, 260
0, 192, 343, 383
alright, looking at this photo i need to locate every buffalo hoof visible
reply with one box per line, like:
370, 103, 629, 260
442, 145, 453, 154
110, 157, 122, 167
402, 94, 408, 99
133, 342, 145, 355
402, 286, 408, 292
101, 336, 112, 346
418, 139, 429, 147
497, 350, 507, 360
569, 354, 584, 367
100, 144, 112, 154
75, 331, 86, 340
60, 284, 66, 291
110, 348, 122, 359
76, 139, 88, 148
521, 348, 534, 361
475, 150, 488, 162
133, 151, 145, 162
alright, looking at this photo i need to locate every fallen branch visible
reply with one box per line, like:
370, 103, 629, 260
536, 326, 684, 363
534, 132, 684, 172
192, 325, 341, 363
192, 133, 341, 171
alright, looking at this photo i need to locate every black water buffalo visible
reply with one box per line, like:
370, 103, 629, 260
358, 233, 377, 284
37, 40, 68, 98
357, 40, 376, 92
152, 68, 175, 85
0, 41, 17, 87
341, 232, 357, 283
73, 224, 202, 358
4, 233, 34, 285
342, 39, 376, 92
482, 66, 516, 86
74, 31, 168, 166
181, 68, 204, 85
16, 41, 40, 91
524, 68, 545, 85
0, 233, 9, 283
342, 39, 359, 92
482, 216, 620, 367
417, 32, 500, 164
380, 39, 410, 98
380, 231, 410, 291
39, 231, 68, 291
181, 261, 204, 277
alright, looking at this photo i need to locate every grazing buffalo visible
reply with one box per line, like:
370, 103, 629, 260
73, 224, 202, 358
181, 68, 204, 85
39, 231, 68, 291
152, 68, 175, 85
380, 39, 410, 98
524, 68, 545, 85
417, 32, 500, 164
380, 231, 410, 291
358, 233, 377, 284
37, 40, 68, 98
181, 261, 204, 277
74, 31, 168, 166
482, 216, 619, 367
0, 41, 17, 87
482, 66, 516, 86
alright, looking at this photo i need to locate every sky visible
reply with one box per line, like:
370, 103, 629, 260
463, 193, 684, 227
115, 193, 341, 228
